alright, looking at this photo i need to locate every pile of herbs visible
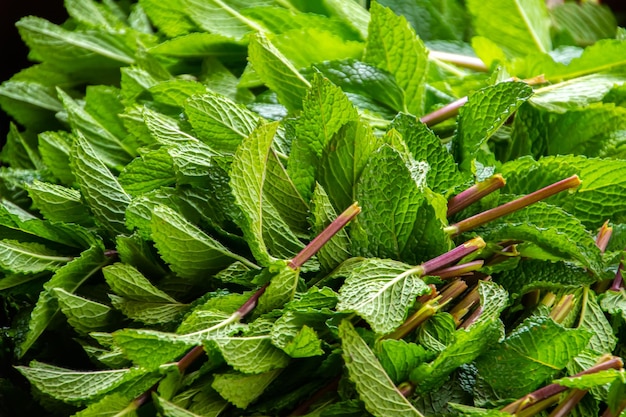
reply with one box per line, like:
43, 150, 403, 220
1, 0, 626, 416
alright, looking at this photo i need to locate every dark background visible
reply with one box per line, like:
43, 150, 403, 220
0, 1, 625, 146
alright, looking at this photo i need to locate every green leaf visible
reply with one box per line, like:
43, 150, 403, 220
599, 289, 626, 323
139, 0, 197, 37
103, 263, 177, 303
154, 395, 204, 417
150, 204, 243, 279
410, 281, 508, 392
310, 184, 351, 271
53, 288, 115, 335
578, 290, 617, 354
306, 59, 405, 112
38, 131, 75, 185
26, 180, 93, 225
263, 149, 309, 237
378, 0, 468, 41
500, 155, 626, 227
181, 0, 265, 39
495, 260, 596, 299
149, 32, 247, 58
16, 16, 136, 70
231, 121, 302, 265
339, 320, 424, 417
288, 73, 358, 200
511, 39, 626, 81
353, 144, 452, 264
551, 2, 616, 46
553, 369, 625, 390
184, 92, 260, 155
64, 0, 125, 30
319, 120, 382, 212
248, 32, 311, 112
211, 369, 282, 409
208, 333, 290, 374
474, 316, 591, 399
0, 240, 72, 274
118, 148, 176, 196
70, 134, 131, 236
141, 107, 203, 146
72, 393, 138, 417
16, 361, 147, 405
322, 0, 369, 40
376, 339, 433, 384
1, 123, 44, 170
336, 258, 430, 335
58, 89, 135, 170
109, 295, 187, 325
390, 114, 463, 196
272, 323, 324, 358
476, 199, 604, 276
455, 82, 533, 171
256, 265, 300, 313
19, 246, 108, 357
467, 0, 551, 57
365, 2, 429, 115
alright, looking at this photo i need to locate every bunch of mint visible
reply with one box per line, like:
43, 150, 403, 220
0, 1, 625, 416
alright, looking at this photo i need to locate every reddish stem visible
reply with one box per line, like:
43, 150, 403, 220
420, 97, 468, 127
548, 389, 588, 417
446, 175, 581, 236
447, 174, 506, 217
430, 260, 484, 280
419, 237, 486, 276
288, 203, 361, 270
595, 221, 612, 253
288, 377, 340, 416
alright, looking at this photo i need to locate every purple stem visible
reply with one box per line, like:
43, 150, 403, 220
447, 174, 506, 217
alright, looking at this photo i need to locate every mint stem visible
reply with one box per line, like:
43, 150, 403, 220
447, 174, 506, 217
547, 389, 587, 417
420, 96, 468, 127
501, 355, 624, 414
288, 377, 340, 416
449, 285, 480, 326
430, 260, 484, 280
445, 175, 581, 236
595, 220, 612, 253
549, 294, 575, 324
288, 202, 361, 270
429, 50, 488, 72
610, 263, 624, 291
419, 237, 486, 276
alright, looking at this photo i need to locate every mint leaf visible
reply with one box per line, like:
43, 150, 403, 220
288, 73, 358, 200
365, 2, 429, 115
551, 2, 617, 46
184, 92, 260, 155
474, 316, 591, 400
353, 144, 452, 264
139, 0, 197, 37
310, 184, 352, 271
476, 199, 604, 276
26, 180, 93, 226
495, 260, 596, 299
70, 134, 131, 237
248, 32, 311, 112
339, 320, 424, 417
118, 148, 176, 196
467, 0, 551, 57
53, 288, 116, 335
500, 155, 626, 227
0, 240, 72, 274
455, 82, 533, 171
19, 246, 108, 356
599, 289, 626, 323
553, 369, 625, 390
150, 204, 243, 278
181, 0, 265, 40
410, 281, 508, 392
16, 361, 147, 405
38, 131, 75, 185
211, 369, 281, 409
578, 290, 617, 355
208, 333, 290, 374
337, 258, 430, 335
319, 120, 381, 212
376, 339, 433, 384
390, 114, 464, 196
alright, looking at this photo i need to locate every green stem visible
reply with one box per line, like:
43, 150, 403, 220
429, 50, 488, 72
550, 294, 575, 324
288, 203, 361, 270
430, 260, 484, 280
385, 299, 439, 340
445, 175, 581, 236
420, 96, 468, 127
595, 220, 612, 253
548, 389, 588, 417
447, 174, 506, 217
